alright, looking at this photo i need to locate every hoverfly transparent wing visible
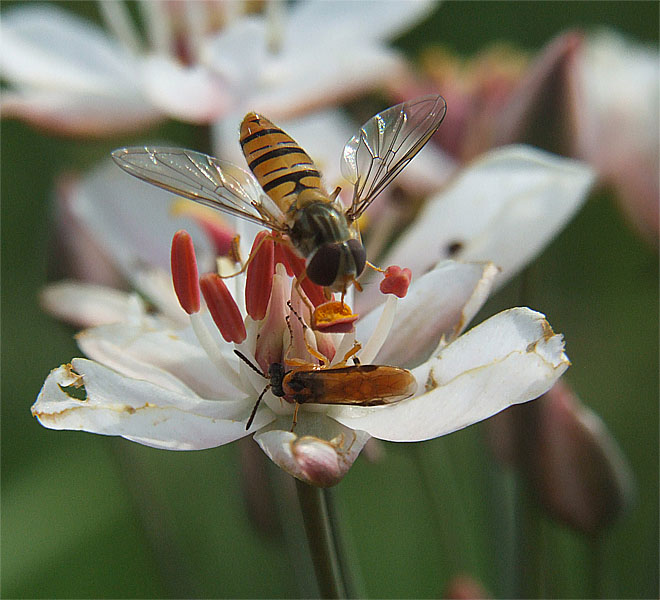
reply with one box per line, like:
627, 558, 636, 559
341, 95, 447, 221
111, 147, 288, 232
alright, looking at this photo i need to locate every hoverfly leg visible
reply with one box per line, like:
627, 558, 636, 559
218, 232, 276, 280
292, 275, 317, 315
329, 186, 342, 201
286, 300, 328, 365
365, 260, 385, 274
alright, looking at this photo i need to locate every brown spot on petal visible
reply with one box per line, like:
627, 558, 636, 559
540, 319, 556, 341
425, 370, 439, 393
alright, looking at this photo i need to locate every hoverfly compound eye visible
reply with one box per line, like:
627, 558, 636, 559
306, 244, 341, 287
347, 239, 366, 277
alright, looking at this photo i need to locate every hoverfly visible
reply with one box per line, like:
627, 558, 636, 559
111, 95, 446, 293
235, 349, 417, 430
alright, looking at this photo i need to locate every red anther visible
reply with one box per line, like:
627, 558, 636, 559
379, 265, 412, 298
171, 230, 200, 314
246, 232, 275, 321
274, 242, 294, 276
279, 245, 327, 307
200, 273, 247, 343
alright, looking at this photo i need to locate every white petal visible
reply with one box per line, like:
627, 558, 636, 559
382, 146, 595, 289
141, 55, 231, 122
0, 4, 141, 96
40, 281, 140, 328
332, 308, 569, 441
254, 412, 370, 486
76, 320, 242, 399
68, 159, 214, 279
0, 91, 160, 136
356, 262, 499, 368
32, 358, 272, 450
286, 0, 436, 46
249, 45, 404, 121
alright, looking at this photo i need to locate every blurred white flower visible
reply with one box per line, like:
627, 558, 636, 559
569, 31, 659, 245
1, 0, 435, 136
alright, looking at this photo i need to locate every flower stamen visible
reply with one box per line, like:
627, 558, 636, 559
245, 231, 275, 321
171, 230, 200, 314
200, 273, 247, 343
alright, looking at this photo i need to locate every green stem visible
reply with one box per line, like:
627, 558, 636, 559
588, 534, 605, 599
323, 487, 363, 599
295, 479, 347, 599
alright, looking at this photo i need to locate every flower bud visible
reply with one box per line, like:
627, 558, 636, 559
488, 380, 635, 536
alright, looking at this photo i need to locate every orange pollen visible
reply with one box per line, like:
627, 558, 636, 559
246, 232, 274, 321
199, 273, 247, 343
312, 300, 358, 333
380, 266, 412, 298
171, 230, 200, 314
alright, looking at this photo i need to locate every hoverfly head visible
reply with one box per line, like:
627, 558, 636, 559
306, 238, 366, 291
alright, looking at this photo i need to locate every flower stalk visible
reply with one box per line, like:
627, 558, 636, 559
295, 479, 348, 599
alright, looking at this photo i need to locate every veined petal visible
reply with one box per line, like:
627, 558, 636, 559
0, 4, 141, 96
331, 308, 569, 441
141, 55, 231, 123
382, 146, 595, 289
32, 358, 272, 450
76, 319, 243, 399
356, 261, 499, 369
254, 412, 371, 487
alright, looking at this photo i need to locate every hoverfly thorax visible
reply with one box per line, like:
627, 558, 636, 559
289, 200, 366, 290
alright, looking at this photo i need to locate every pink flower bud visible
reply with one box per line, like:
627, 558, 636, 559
292, 437, 344, 487
488, 380, 635, 536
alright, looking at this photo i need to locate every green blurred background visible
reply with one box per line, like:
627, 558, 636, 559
2, 1, 658, 598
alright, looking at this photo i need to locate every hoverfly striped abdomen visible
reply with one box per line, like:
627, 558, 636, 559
240, 113, 324, 213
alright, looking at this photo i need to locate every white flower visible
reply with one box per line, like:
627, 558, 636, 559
33, 242, 569, 487
0, 0, 434, 136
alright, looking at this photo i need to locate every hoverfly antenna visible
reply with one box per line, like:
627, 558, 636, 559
234, 349, 266, 378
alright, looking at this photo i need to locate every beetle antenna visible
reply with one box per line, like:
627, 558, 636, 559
246, 384, 271, 430
234, 349, 266, 378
